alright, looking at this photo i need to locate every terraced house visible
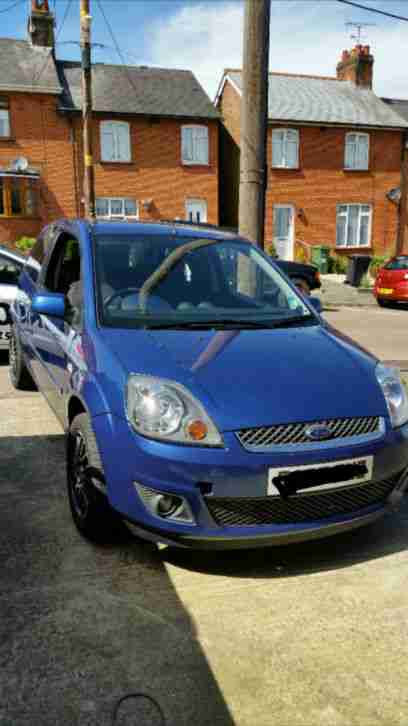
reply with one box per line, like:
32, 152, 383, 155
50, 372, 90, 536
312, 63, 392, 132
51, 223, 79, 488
0, 0, 219, 245
217, 45, 408, 260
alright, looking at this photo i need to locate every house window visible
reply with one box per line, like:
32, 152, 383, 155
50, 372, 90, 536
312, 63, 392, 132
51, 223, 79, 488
272, 128, 299, 169
345, 133, 369, 170
336, 204, 372, 248
185, 199, 208, 223
0, 98, 10, 138
181, 126, 209, 165
0, 177, 38, 217
100, 121, 131, 163
96, 197, 138, 220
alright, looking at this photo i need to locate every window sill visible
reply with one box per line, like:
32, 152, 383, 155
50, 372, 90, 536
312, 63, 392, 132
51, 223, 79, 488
182, 161, 210, 167
99, 159, 133, 165
335, 245, 372, 251
0, 136, 16, 143
271, 165, 300, 171
343, 167, 370, 172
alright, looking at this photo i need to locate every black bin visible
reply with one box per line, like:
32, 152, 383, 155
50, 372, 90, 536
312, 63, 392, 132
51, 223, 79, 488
346, 255, 371, 287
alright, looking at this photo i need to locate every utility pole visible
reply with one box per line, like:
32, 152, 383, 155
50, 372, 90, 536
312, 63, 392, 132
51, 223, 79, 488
80, 0, 95, 220
397, 133, 408, 255
238, 0, 271, 247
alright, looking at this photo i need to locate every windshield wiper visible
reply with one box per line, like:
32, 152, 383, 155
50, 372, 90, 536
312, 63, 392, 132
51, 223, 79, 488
146, 319, 278, 330
270, 314, 314, 328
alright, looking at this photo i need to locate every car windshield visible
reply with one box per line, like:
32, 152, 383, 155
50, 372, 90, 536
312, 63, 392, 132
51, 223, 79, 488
384, 257, 408, 271
94, 234, 314, 329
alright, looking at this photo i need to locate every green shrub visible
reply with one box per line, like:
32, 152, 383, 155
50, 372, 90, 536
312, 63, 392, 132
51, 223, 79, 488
359, 274, 372, 288
329, 254, 348, 274
15, 236, 36, 252
369, 255, 388, 278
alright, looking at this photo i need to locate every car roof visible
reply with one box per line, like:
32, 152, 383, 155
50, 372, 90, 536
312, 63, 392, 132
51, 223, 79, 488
0, 244, 26, 263
68, 219, 246, 243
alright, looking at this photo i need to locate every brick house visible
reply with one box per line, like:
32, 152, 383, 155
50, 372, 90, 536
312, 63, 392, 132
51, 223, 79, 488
216, 45, 408, 261
0, 0, 219, 246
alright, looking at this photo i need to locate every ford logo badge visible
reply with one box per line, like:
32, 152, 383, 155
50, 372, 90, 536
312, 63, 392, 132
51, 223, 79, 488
305, 424, 332, 441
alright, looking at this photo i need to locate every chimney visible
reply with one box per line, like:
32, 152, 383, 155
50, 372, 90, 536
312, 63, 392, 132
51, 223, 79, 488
28, 0, 55, 48
336, 44, 374, 89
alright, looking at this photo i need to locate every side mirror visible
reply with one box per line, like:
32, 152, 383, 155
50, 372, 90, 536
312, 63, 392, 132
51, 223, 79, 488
32, 292, 66, 318
309, 296, 323, 314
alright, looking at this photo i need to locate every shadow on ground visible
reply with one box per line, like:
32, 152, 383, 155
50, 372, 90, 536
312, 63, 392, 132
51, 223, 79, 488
0, 433, 234, 726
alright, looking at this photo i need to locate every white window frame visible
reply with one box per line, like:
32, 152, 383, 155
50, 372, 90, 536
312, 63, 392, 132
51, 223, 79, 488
336, 204, 372, 248
181, 125, 209, 166
272, 128, 299, 169
100, 120, 131, 163
344, 132, 370, 171
96, 197, 139, 220
0, 108, 10, 138
185, 198, 208, 223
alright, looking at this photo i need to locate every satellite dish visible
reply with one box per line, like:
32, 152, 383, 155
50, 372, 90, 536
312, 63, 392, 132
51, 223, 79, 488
11, 157, 29, 172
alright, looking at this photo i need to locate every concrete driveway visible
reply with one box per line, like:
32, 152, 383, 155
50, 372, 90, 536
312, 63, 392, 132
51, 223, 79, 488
1, 307, 408, 726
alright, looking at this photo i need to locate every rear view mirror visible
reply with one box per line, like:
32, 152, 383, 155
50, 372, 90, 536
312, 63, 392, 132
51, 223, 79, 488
309, 296, 323, 314
32, 292, 66, 318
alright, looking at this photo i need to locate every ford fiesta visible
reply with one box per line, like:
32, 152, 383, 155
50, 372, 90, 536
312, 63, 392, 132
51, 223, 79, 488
10, 220, 408, 548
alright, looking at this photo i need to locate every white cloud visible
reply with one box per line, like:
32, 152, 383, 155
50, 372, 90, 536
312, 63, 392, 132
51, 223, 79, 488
149, 0, 408, 100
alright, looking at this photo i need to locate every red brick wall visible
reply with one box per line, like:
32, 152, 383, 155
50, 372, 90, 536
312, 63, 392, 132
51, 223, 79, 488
0, 92, 77, 246
73, 116, 219, 224
218, 77, 403, 256
0, 91, 219, 248
265, 125, 402, 256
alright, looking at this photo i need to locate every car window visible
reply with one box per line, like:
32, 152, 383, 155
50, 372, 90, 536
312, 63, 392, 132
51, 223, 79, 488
45, 234, 82, 328
26, 225, 57, 283
384, 257, 408, 271
94, 234, 312, 329
0, 254, 22, 285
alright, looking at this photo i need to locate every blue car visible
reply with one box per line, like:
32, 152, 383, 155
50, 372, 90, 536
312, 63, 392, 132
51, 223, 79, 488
10, 220, 408, 548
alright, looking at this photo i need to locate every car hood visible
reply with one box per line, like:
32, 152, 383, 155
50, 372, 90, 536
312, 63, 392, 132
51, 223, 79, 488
101, 324, 387, 430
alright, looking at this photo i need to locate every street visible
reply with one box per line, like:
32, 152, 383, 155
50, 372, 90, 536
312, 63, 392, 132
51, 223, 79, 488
1, 307, 408, 726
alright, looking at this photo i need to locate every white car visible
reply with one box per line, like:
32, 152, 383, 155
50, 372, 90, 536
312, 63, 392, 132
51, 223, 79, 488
0, 244, 25, 349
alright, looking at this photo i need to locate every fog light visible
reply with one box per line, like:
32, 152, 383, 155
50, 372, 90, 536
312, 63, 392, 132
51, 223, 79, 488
134, 482, 195, 525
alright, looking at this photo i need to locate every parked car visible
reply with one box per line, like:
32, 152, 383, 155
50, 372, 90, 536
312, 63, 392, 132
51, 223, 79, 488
10, 220, 408, 548
274, 258, 321, 295
0, 244, 25, 350
374, 256, 408, 307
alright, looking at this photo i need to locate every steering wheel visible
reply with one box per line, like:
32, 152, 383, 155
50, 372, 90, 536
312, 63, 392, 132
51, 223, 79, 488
104, 287, 140, 308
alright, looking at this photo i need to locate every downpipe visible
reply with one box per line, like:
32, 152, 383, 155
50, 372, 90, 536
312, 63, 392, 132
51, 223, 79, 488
386, 469, 408, 512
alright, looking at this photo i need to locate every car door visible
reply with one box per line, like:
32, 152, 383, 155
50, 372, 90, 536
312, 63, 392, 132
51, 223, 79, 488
31, 231, 82, 422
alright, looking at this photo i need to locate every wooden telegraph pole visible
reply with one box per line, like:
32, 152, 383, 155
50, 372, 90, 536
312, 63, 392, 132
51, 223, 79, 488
80, 0, 96, 220
238, 0, 271, 247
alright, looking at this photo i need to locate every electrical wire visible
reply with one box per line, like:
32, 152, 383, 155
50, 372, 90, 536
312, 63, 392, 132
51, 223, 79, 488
0, 0, 26, 15
31, 0, 75, 88
95, 0, 142, 97
338, 0, 408, 22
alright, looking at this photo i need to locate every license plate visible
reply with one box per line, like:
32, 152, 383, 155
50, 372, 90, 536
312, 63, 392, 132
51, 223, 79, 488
268, 456, 373, 497
0, 328, 11, 341
378, 288, 393, 295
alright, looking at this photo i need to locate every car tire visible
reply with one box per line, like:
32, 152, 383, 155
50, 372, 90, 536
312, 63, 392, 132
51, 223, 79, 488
292, 277, 311, 296
377, 299, 391, 308
9, 327, 36, 391
67, 413, 123, 543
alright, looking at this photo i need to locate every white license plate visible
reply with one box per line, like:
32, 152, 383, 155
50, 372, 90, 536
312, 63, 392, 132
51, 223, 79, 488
0, 327, 11, 342
267, 456, 373, 496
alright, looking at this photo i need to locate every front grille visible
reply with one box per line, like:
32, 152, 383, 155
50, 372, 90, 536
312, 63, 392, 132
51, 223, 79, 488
237, 416, 380, 450
205, 475, 400, 527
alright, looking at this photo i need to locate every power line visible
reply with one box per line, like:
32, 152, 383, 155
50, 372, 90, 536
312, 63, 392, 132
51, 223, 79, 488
95, 0, 141, 97
0, 0, 26, 15
31, 0, 74, 88
338, 0, 408, 22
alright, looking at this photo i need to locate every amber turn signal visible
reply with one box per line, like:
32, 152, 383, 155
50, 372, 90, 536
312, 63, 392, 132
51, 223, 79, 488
186, 419, 208, 441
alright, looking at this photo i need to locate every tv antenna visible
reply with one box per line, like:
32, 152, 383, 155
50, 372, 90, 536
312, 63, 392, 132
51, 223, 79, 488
345, 21, 376, 44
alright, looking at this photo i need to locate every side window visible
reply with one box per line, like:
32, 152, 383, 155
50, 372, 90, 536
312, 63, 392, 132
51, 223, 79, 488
0, 255, 22, 285
26, 225, 56, 282
45, 234, 82, 327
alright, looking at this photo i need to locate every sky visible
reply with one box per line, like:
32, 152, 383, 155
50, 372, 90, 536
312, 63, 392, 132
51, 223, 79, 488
0, 0, 407, 99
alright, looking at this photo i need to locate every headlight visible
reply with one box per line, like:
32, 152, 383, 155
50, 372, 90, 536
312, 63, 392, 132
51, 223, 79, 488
126, 374, 223, 446
375, 364, 408, 428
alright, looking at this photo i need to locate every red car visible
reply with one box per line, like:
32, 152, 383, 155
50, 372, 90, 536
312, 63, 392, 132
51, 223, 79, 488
374, 256, 408, 307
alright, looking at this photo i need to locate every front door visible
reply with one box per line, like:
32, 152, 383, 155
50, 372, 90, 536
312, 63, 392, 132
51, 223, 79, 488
273, 205, 294, 261
186, 199, 208, 224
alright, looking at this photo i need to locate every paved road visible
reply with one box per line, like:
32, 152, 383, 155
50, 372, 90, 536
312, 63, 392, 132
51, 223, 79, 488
1, 308, 408, 726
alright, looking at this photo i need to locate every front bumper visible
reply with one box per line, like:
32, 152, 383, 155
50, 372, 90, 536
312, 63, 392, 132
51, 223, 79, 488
92, 413, 408, 548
